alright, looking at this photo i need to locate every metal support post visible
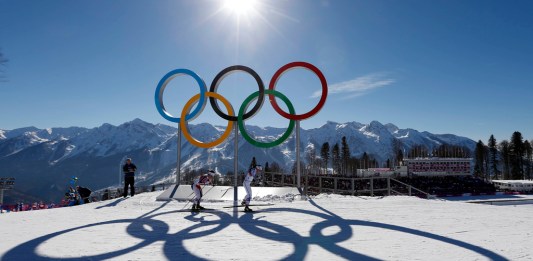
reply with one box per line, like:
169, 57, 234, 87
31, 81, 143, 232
233, 124, 239, 207
296, 120, 301, 188
370, 178, 374, 196
177, 124, 182, 185
387, 178, 391, 196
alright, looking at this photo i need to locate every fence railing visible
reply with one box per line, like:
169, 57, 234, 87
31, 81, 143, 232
262, 172, 433, 199
92, 173, 432, 202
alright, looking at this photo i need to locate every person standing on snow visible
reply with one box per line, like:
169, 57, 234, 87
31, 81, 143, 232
242, 157, 262, 212
76, 185, 92, 204
122, 158, 137, 198
191, 170, 214, 211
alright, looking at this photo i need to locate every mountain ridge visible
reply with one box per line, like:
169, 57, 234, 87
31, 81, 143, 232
0, 118, 475, 203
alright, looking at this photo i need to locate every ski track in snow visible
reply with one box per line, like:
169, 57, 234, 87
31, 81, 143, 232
1, 192, 532, 260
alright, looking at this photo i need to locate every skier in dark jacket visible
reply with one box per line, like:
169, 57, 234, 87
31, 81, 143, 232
122, 158, 137, 198
76, 186, 92, 204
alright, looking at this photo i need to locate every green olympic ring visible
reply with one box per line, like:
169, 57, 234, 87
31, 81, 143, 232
238, 90, 295, 148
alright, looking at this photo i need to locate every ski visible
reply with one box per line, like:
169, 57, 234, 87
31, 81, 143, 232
192, 208, 216, 212
177, 208, 216, 212
222, 203, 274, 208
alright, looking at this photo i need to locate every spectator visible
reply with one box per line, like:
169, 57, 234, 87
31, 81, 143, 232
65, 188, 78, 206
122, 158, 137, 198
102, 189, 109, 200
76, 185, 92, 204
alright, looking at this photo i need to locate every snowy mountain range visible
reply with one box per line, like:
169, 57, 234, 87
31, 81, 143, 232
0, 119, 476, 203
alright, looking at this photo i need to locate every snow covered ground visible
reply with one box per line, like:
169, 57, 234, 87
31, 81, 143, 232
1, 192, 532, 260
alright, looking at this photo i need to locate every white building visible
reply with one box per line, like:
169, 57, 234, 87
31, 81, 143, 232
491, 180, 533, 193
354, 158, 473, 178
404, 158, 472, 176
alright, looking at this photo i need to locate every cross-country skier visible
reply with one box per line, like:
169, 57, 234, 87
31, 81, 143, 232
191, 170, 214, 211
242, 157, 262, 212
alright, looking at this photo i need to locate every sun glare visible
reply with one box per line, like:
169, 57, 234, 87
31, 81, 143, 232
224, 0, 257, 16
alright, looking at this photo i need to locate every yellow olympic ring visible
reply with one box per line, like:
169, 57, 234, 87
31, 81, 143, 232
180, 92, 234, 148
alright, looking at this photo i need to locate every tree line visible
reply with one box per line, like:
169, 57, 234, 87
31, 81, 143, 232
474, 132, 532, 180
181, 131, 532, 181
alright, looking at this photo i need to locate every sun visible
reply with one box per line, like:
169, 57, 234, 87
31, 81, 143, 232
223, 0, 257, 17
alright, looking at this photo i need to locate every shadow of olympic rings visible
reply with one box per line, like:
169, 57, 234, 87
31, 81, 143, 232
2, 202, 508, 261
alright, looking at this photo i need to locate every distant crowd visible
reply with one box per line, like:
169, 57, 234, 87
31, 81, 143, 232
0, 183, 169, 214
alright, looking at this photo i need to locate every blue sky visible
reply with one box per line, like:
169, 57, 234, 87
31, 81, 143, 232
1, 0, 532, 143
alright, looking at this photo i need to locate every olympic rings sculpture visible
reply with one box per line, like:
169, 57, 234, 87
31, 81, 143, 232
155, 62, 328, 148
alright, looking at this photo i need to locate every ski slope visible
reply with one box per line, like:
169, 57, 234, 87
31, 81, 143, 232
1, 192, 532, 260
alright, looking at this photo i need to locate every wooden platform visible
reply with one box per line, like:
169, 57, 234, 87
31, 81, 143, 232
156, 185, 301, 201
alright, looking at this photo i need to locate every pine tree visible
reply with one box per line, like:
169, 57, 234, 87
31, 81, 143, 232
474, 140, 487, 179
408, 145, 428, 158
523, 140, 532, 180
386, 159, 392, 168
361, 152, 370, 169
269, 162, 283, 174
341, 136, 350, 175
331, 143, 341, 175
264, 162, 271, 184
320, 142, 330, 175
392, 139, 403, 165
499, 140, 511, 179
305, 147, 318, 175
510, 131, 525, 179
347, 156, 359, 176
488, 135, 499, 179
397, 149, 404, 164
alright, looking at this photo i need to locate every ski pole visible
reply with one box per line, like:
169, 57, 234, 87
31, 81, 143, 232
180, 185, 215, 210
200, 185, 215, 199
180, 190, 196, 210
220, 187, 232, 199
253, 184, 261, 201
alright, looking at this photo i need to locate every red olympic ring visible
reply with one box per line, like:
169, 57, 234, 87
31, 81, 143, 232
269, 61, 328, 121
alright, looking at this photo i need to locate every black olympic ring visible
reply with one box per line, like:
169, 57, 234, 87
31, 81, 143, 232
209, 65, 265, 122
